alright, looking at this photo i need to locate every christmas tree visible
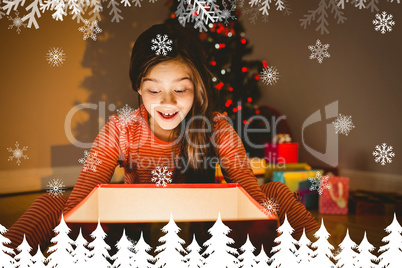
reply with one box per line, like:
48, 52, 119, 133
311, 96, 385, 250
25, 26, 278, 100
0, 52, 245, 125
202, 213, 238, 268
30, 245, 46, 268
355, 232, 378, 268
334, 229, 358, 268
0, 224, 15, 268
185, 234, 205, 268
110, 228, 135, 268
46, 214, 76, 268
14, 234, 33, 268
238, 234, 257, 268
270, 214, 299, 267
86, 219, 112, 267
131, 231, 154, 268
73, 228, 91, 268
310, 218, 336, 268
154, 214, 187, 268
297, 228, 314, 267
377, 213, 402, 268
254, 245, 270, 268
166, 2, 270, 155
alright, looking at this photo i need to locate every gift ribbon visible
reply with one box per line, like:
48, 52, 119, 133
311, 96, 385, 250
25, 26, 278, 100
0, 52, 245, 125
272, 133, 292, 144
329, 181, 347, 208
296, 188, 312, 204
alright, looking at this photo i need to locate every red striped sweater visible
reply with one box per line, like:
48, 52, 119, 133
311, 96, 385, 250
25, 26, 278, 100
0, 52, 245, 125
5, 106, 319, 249
6, 105, 319, 251
61, 104, 319, 236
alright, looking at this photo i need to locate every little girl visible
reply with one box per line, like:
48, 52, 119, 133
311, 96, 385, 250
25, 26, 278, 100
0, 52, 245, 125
5, 22, 319, 252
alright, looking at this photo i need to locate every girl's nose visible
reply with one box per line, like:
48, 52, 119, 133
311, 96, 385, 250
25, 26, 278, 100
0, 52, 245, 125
161, 92, 177, 105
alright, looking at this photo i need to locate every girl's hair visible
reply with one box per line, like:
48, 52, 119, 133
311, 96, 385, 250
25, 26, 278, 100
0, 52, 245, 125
129, 21, 216, 178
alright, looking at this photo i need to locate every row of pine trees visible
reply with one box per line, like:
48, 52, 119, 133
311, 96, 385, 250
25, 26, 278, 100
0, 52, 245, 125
1, 213, 401, 267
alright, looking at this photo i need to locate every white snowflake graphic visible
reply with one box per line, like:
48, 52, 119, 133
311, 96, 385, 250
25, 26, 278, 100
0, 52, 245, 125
151, 166, 173, 187
7, 141, 29, 166
78, 19, 102, 41
46, 47, 66, 67
46, 178, 65, 198
332, 114, 355, 136
373, 11, 395, 34
308, 39, 330, 64
260, 66, 280, 86
117, 104, 137, 126
308, 171, 330, 195
261, 197, 280, 216
221, 0, 237, 25
7, 11, 27, 34
176, 0, 222, 32
151, 34, 173, 56
78, 150, 102, 172
372, 143, 395, 166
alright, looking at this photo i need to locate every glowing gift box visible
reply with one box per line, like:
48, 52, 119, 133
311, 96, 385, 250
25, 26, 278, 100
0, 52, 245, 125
65, 184, 278, 255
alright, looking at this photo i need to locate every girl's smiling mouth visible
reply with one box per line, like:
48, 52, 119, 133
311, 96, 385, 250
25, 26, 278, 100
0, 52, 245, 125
157, 110, 179, 120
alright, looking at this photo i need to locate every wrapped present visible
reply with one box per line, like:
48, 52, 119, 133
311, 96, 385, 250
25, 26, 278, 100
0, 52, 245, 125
349, 191, 402, 216
65, 184, 278, 255
264, 163, 312, 182
297, 180, 319, 210
215, 157, 266, 183
319, 177, 349, 215
264, 143, 299, 164
272, 170, 323, 193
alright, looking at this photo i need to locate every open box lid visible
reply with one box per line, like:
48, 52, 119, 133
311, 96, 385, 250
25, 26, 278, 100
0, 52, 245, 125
64, 183, 277, 223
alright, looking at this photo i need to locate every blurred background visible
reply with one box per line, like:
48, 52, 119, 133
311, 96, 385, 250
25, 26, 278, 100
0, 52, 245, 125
1, 1, 400, 194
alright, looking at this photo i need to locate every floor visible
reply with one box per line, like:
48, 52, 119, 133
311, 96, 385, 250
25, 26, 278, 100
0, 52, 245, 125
0, 190, 400, 258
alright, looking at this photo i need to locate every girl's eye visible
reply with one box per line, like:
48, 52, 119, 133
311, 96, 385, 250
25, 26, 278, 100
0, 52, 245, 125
175, 89, 187, 93
149, 90, 160, 94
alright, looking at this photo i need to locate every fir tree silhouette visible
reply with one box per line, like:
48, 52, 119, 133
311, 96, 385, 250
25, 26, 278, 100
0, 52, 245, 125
132, 231, 154, 268
334, 229, 358, 268
270, 214, 299, 267
238, 234, 257, 268
46, 214, 76, 268
154, 214, 187, 268
185, 234, 205, 268
87, 218, 112, 267
355, 232, 378, 268
310, 218, 336, 268
0, 224, 15, 268
254, 245, 270, 268
202, 213, 238, 268
111, 228, 135, 268
74, 228, 91, 268
31, 245, 46, 268
14, 234, 33, 268
378, 213, 402, 268
297, 228, 314, 267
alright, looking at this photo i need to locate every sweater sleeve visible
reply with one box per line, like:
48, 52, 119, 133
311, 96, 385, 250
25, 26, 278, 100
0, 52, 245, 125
62, 115, 122, 215
212, 116, 267, 204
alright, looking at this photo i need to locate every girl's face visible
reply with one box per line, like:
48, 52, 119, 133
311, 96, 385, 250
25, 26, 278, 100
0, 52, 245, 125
138, 60, 195, 133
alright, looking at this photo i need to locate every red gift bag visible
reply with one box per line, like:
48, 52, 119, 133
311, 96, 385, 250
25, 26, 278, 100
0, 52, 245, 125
319, 177, 349, 215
